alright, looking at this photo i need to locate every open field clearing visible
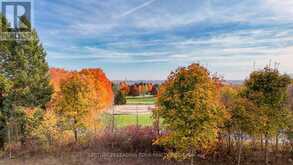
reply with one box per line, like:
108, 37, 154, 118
102, 113, 154, 128
103, 105, 157, 128
126, 96, 156, 105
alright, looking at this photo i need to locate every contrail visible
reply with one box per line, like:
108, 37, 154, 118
117, 0, 158, 18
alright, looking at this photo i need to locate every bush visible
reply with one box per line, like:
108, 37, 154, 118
98, 126, 164, 153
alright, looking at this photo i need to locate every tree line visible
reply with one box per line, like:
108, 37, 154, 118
113, 82, 159, 105
120, 82, 159, 96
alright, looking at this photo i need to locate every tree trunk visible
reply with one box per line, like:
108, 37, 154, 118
252, 136, 256, 150
265, 136, 269, 165
8, 125, 12, 159
191, 154, 194, 165
228, 128, 231, 153
275, 134, 279, 153
261, 134, 264, 151
0, 139, 4, 151
112, 106, 115, 133
74, 129, 78, 142
275, 133, 279, 164
237, 133, 243, 165
20, 122, 26, 147
156, 111, 160, 136
190, 149, 195, 165
73, 119, 78, 142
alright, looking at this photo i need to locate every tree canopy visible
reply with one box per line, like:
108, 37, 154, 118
156, 63, 227, 160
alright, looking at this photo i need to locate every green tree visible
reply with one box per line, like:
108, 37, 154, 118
242, 67, 291, 164
155, 63, 226, 163
287, 85, 293, 157
0, 15, 52, 147
113, 83, 126, 105
231, 97, 258, 165
112, 83, 119, 96
0, 74, 12, 149
55, 75, 91, 142
114, 90, 126, 105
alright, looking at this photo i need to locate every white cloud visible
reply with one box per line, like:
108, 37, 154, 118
270, 46, 293, 71
36, 0, 293, 79
265, 0, 293, 17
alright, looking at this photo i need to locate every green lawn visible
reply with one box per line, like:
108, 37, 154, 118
126, 95, 156, 105
101, 113, 154, 128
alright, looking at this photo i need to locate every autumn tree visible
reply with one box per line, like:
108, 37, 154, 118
49, 68, 73, 92
147, 83, 153, 94
55, 75, 92, 142
230, 97, 258, 165
220, 85, 238, 152
31, 109, 58, 146
242, 67, 291, 164
220, 85, 257, 165
129, 85, 140, 96
151, 84, 159, 96
138, 84, 143, 96
50, 68, 113, 109
155, 63, 226, 163
80, 69, 113, 108
143, 83, 148, 95
119, 81, 129, 96
289, 85, 293, 110
286, 84, 293, 156
49, 68, 113, 135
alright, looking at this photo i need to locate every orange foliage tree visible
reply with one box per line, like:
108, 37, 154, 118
48, 68, 113, 135
119, 81, 129, 95
49, 68, 113, 109
79, 68, 113, 109
155, 63, 227, 161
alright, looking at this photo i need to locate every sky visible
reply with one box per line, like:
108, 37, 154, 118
23, 0, 293, 80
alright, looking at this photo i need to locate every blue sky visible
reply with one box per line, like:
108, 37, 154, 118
29, 0, 293, 80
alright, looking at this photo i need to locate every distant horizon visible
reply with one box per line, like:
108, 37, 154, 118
49, 66, 293, 81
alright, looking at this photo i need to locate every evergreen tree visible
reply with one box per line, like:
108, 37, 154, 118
0, 15, 52, 147
114, 90, 126, 105
0, 74, 12, 149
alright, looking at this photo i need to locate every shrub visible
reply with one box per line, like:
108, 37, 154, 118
97, 126, 164, 153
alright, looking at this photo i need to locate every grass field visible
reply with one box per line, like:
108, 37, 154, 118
102, 113, 154, 128
101, 96, 157, 128
126, 95, 156, 105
